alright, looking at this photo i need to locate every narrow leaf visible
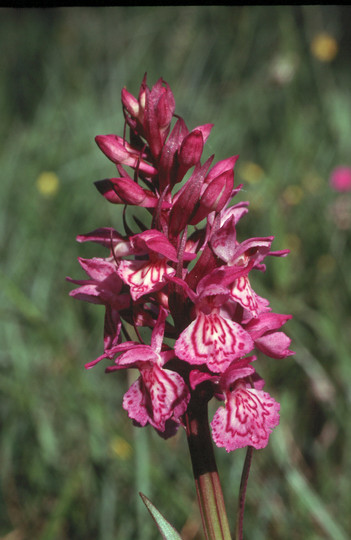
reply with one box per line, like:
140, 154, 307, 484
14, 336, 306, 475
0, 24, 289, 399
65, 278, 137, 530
139, 492, 183, 540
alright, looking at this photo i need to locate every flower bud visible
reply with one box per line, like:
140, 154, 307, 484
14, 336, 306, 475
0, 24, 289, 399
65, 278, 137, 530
191, 169, 234, 224
178, 130, 204, 168
121, 87, 140, 118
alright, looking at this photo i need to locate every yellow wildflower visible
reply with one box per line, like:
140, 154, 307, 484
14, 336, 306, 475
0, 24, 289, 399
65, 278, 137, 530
36, 171, 59, 197
282, 185, 304, 206
311, 33, 338, 62
110, 435, 132, 460
238, 161, 264, 184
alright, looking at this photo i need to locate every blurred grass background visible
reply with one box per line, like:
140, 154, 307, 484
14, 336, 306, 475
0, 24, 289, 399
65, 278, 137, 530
1, 6, 351, 539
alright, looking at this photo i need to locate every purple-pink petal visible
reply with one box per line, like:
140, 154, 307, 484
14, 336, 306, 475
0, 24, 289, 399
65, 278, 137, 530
178, 129, 204, 168
205, 155, 238, 185
255, 331, 294, 359
131, 230, 178, 261
245, 312, 292, 339
77, 257, 118, 281
95, 134, 157, 176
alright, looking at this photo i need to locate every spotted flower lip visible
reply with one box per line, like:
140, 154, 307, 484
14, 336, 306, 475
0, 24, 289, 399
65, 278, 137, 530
68, 75, 292, 452
106, 308, 190, 433
175, 310, 254, 373
170, 273, 254, 373
118, 258, 176, 301
189, 357, 280, 451
211, 381, 280, 451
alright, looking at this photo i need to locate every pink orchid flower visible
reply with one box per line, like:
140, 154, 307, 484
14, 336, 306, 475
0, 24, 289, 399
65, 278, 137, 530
171, 273, 254, 373
107, 308, 190, 435
210, 359, 280, 451
69, 75, 292, 459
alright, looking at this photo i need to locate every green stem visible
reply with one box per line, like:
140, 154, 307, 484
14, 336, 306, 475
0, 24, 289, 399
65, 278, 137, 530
185, 395, 232, 540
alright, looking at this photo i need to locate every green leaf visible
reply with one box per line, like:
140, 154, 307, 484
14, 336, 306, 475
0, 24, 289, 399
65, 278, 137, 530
139, 492, 183, 540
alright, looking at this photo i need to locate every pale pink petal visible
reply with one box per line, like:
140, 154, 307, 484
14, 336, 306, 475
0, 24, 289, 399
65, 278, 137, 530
117, 346, 159, 367
123, 366, 190, 432
175, 311, 254, 373
245, 312, 294, 358
211, 385, 280, 451
220, 202, 249, 225
230, 276, 269, 318
118, 259, 175, 301
232, 237, 273, 268
230, 276, 258, 314
142, 365, 189, 430
123, 378, 149, 427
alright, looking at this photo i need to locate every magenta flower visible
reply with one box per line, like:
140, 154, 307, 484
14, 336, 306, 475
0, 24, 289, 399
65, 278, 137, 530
172, 274, 254, 373
210, 359, 280, 451
68, 75, 292, 454
107, 309, 190, 435
330, 166, 351, 192
188, 357, 280, 451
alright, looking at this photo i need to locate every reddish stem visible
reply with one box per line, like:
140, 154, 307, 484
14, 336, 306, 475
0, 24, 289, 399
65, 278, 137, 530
185, 390, 232, 540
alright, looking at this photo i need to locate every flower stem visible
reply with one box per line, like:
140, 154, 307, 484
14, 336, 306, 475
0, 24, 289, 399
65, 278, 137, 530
235, 446, 253, 540
185, 394, 232, 540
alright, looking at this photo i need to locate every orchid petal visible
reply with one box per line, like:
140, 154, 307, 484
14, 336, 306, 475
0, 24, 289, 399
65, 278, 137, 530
175, 311, 254, 373
131, 230, 178, 261
117, 346, 159, 367
255, 331, 294, 359
123, 366, 189, 432
95, 134, 157, 176
191, 169, 234, 225
77, 257, 118, 281
205, 155, 238, 184
123, 378, 150, 427
76, 227, 125, 247
211, 215, 237, 262
68, 283, 104, 304
245, 312, 292, 338
211, 385, 280, 451
230, 276, 268, 317
118, 259, 175, 301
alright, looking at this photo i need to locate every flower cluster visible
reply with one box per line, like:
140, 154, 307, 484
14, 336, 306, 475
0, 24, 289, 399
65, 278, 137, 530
68, 76, 293, 451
